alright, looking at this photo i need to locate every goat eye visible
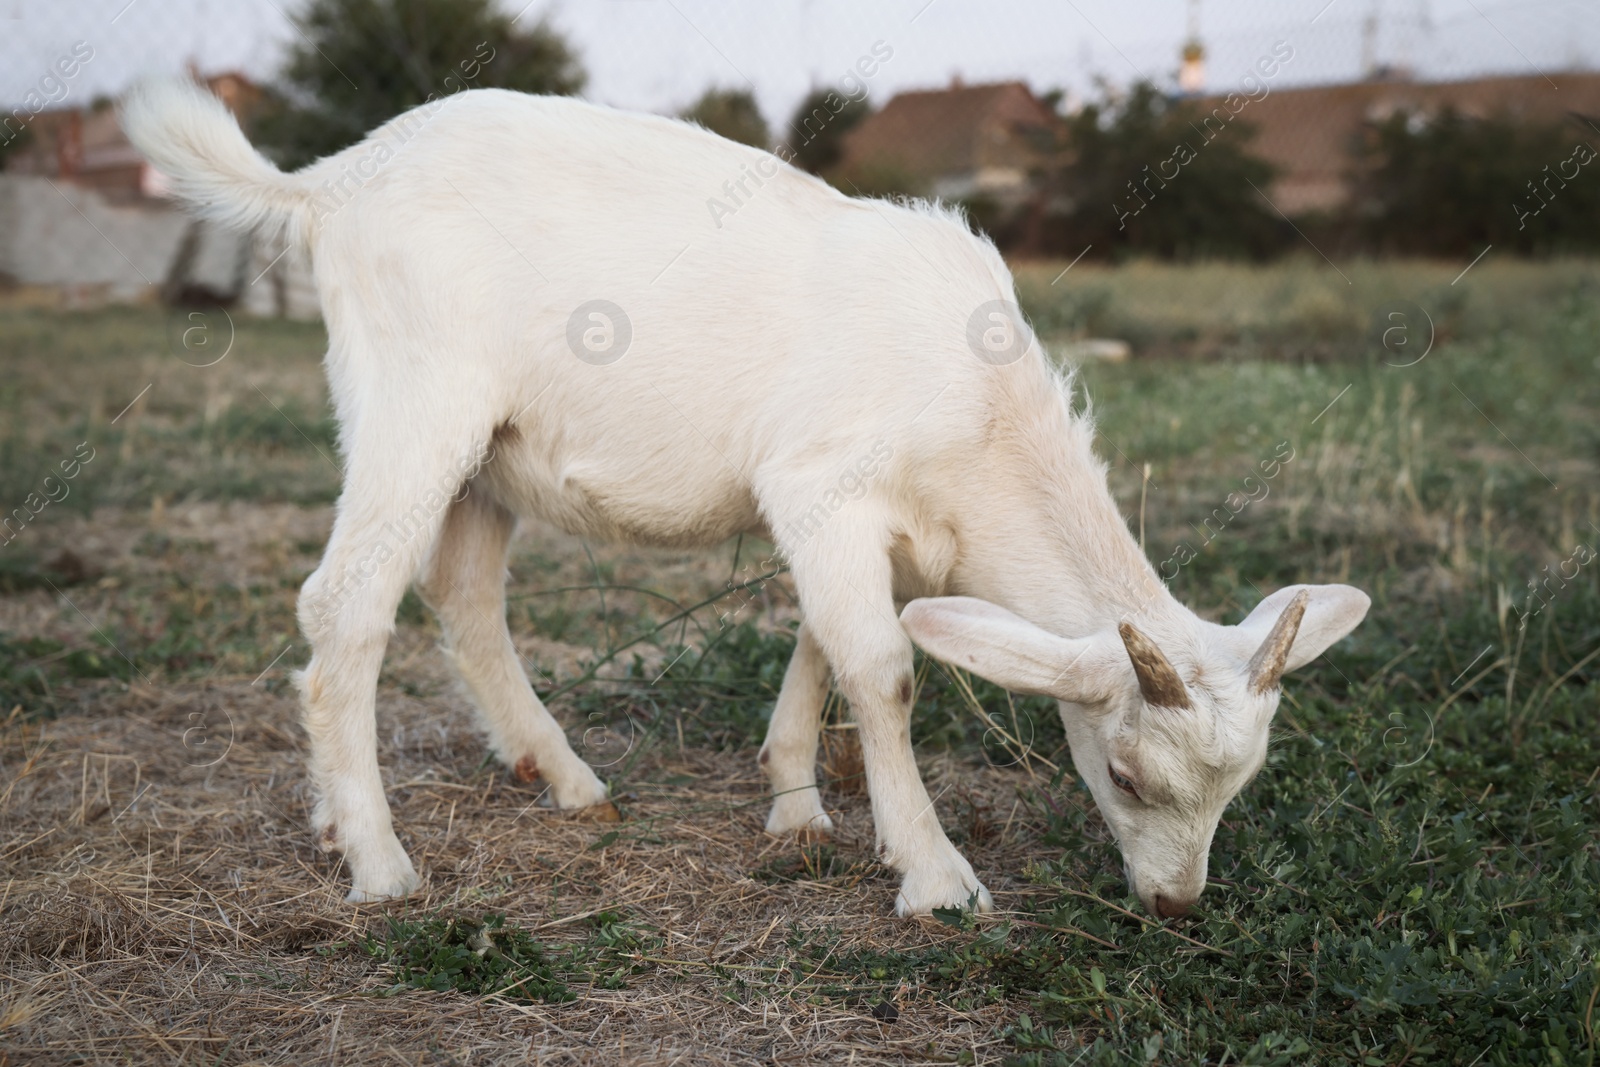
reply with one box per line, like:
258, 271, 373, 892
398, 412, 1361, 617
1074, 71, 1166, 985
1108, 765, 1139, 798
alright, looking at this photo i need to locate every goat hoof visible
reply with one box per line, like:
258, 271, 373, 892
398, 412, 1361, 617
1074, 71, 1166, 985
764, 798, 834, 839
894, 858, 993, 917
575, 800, 622, 823
346, 873, 423, 904
344, 854, 423, 904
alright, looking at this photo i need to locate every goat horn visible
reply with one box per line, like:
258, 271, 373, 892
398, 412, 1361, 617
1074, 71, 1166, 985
1117, 622, 1192, 709
1246, 589, 1311, 694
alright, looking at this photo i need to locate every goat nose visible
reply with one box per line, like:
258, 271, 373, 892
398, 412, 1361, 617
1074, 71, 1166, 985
1154, 894, 1192, 920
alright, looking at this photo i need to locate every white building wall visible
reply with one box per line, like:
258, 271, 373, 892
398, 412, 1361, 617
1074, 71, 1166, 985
0, 174, 319, 319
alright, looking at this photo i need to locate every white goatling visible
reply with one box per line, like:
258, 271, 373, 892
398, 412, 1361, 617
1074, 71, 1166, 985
122, 79, 1368, 917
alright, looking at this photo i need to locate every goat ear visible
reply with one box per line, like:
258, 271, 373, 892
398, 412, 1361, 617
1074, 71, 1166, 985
899, 597, 1121, 705
1233, 584, 1371, 677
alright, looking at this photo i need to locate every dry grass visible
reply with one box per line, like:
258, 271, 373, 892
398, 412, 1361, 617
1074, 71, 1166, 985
0, 502, 1076, 1066
0, 668, 1058, 1064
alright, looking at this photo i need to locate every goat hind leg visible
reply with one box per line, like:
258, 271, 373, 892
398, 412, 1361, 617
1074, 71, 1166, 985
418, 487, 611, 812
297, 444, 482, 902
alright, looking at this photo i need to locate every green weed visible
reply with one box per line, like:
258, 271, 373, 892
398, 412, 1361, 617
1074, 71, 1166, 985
363, 910, 659, 1004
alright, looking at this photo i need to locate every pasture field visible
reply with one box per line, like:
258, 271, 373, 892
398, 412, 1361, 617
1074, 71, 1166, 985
0, 257, 1596, 1065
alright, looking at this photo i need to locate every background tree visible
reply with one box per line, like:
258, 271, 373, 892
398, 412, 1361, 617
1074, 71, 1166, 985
782, 88, 871, 174
253, 0, 585, 168
1048, 81, 1283, 260
680, 88, 769, 149
0, 126, 31, 170
1356, 108, 1600, 256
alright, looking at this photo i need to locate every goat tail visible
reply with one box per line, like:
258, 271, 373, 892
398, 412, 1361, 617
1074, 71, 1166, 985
120, 77, 315, 246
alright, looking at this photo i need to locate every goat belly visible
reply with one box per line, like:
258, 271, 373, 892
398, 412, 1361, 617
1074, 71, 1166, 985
474, 437, 759, 549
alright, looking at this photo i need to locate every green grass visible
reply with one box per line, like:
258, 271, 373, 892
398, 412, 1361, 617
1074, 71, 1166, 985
1, 259, 1596, 1062
887, 611, 1597, 1064
585, 586, 1598, 1062
1014, 256, 1600, 364
0, 304, 337, 512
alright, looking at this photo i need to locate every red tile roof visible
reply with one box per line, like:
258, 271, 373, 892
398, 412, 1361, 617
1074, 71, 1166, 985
834, 81, 1063, 188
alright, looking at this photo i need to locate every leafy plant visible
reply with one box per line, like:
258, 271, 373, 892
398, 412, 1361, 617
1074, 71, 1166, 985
364, 909, 658, 1004
367, 912, 573, 1003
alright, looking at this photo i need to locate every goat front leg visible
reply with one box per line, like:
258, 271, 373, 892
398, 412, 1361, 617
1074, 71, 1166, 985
782, 508, 992, 916
758, 622, 834, 838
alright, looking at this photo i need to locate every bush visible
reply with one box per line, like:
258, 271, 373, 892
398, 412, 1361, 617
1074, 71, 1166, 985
1356, 108, 1600, 256
1046, 82, 1285, 261
783, 88, 871, 173
680, 88, 770, 149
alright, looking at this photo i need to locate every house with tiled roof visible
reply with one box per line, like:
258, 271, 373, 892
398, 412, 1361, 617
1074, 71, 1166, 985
830, 79, 1064, 212
6, 72, 261, 201
0, 71, 316, 316
1194, 72, 1600, 215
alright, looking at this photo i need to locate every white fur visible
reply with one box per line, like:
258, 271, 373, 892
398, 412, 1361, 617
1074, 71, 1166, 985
121, 79, 1368, 917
